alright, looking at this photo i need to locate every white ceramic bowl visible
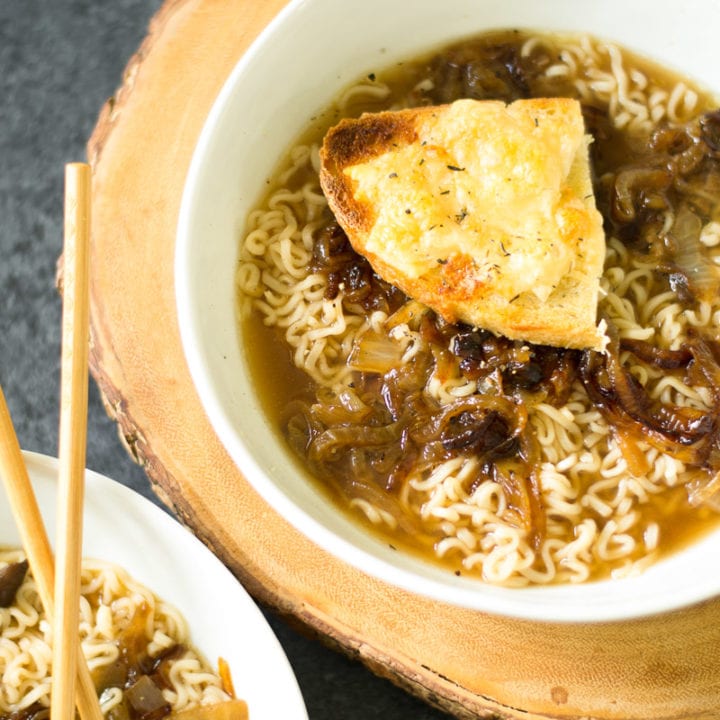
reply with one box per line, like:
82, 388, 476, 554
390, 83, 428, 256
176, 0, 720, 622
1, 452, 307, 719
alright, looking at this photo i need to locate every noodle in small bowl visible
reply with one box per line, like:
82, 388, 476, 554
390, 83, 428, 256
176, 0, 720, 622
0, 452, 307, 719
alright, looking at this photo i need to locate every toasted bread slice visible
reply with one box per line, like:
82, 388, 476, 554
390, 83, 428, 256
319, 98, 607, 350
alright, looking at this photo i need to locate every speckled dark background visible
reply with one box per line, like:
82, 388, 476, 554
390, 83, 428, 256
0, 2, 453, 718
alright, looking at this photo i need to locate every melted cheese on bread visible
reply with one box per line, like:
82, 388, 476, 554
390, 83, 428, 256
319, 98, 607, 350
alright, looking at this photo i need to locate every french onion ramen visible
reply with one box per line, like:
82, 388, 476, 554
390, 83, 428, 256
0, 548, 246, 719
237, 30, 720, 586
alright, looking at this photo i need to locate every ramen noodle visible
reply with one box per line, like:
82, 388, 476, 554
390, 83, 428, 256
237, 30, 720, 586
0, 548, 247, 719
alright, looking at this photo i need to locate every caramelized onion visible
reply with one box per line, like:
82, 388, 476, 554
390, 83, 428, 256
700, 109, 720, 152
410, 395, 522, 447
423, 42, 530, 104
309, 421, 405, 460
620, 337, 692, 369
348, 327, 406, 374
581, 324, 720, 468
611, 167, 671, 222
687, 468, 720, 511
311, 222, 406, 312
125, 675, 170, 720
0, 559, 28, 607
687, 331, 720, 401
448, 326, 579, 404
663, 206, 720, 303
496, 422, 545, 549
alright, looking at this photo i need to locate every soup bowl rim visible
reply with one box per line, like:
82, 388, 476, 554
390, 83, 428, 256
175, 0, 720, 623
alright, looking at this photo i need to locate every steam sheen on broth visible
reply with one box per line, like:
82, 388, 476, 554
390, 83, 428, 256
237, 30, 720, 586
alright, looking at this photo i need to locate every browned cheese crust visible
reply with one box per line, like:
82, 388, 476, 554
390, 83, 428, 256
319, 99, 607, 350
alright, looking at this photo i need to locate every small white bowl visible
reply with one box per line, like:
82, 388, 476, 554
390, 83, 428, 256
176, 0, 720, 622
0, 452, 307, 719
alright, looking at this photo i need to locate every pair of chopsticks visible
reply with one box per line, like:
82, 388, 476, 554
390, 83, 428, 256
0, 163, 103, 719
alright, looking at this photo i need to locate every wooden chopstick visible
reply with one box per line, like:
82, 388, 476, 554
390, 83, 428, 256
52, 162, 93, 720
0, 385, 102, 720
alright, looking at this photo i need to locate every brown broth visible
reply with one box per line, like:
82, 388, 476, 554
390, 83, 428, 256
240, 29, 720, 583
243, 314, 720, 579
243, 313, 314, 421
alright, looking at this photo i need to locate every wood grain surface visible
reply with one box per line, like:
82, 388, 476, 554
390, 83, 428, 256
84, 1, 720, 717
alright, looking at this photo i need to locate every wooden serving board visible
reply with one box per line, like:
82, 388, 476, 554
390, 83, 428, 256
85, 1, 720, 718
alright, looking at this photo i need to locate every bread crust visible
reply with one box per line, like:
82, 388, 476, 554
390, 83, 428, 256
320, 98, 607, 350
321, 110, 419, 235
